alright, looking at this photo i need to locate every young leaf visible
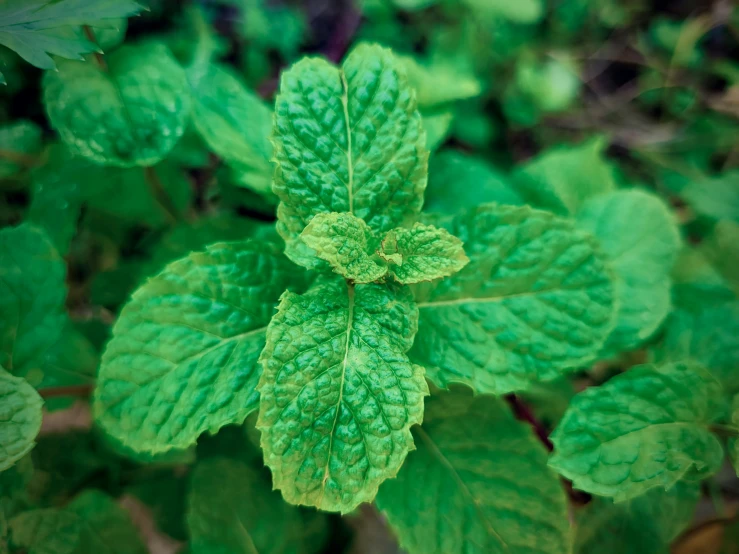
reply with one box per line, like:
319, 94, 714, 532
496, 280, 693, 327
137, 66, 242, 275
380, 222, 469, 284
575, 481, 700, 554
549, 361, 726, 501
189, 62, 273, 197
376, 389, 571, 554
513, 137, 617, 216
0, 224, 67, 377
0, 0, 144, 77
300, 212, 388, 283
188, 458, 319, 554
0, 367, 43, 472
43, 42, 191, 167
9, 490, 146, 554
272, 42, 428, 267
576, 189, 681, 354
257, 278, 428, 513
0, 120, 42, 178
410, 204, 616, 395
94, 240, 306, 454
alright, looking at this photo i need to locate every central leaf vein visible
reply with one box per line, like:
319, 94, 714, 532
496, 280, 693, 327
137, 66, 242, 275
340, 71, 353, 214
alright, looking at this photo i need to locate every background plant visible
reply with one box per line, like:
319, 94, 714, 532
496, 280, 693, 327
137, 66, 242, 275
0, 0, 738, 553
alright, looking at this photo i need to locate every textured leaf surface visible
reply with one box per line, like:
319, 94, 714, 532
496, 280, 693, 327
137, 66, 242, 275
381, 223, 468, 284
190, 62, 273, 196
0, 120, 42, 178
410, 204, 615, 395
43, 43, 191, 167
0, 224, 67, 376
376, 389, 571, 554
575, 481, 700, 554
0, 0, 143, 71
188, 458, 316, 554
258, 278, 428, 512
272, 43, 428, 265
301, 212, 387, 283
9, 490, 146, 554
513, 137, 616, 216
549, 361, 725, 501
94, 240, 304, 454
0, 367, 43, 471
577, 189, 681, 354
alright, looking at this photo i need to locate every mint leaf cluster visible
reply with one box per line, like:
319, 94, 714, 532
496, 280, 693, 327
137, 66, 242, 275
0, 3, 738, 553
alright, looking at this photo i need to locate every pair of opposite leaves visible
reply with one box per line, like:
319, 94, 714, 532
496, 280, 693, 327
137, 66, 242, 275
92, 44, 618, 516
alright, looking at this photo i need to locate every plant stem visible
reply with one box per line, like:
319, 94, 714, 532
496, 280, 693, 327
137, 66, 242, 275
82, 25, 108, 71
711, 424, 739, 438
39, 384, 94, 400
505, 394, 553, 451
0, 148, 40, 168
707, 478, 728, 519
144, 166, 179, 224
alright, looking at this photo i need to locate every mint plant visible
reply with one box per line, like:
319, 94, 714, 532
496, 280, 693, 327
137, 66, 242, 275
1, 2, 738, 553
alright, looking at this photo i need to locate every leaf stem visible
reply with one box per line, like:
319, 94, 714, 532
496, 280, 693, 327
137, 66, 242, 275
143, 166, 180, 224
39, 384, 94, 399
0, 148, 41, 168
82, 26, 108, 71
710, 424, 739, 438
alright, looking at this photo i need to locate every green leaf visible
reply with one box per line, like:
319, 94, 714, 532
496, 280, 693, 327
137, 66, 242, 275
576, 189, 681, 354
0, 120, 42, 179
513, 137, 617, 216
272, 42, 428, 267
94, 240, 305, 454
425, 150, 523, 214
257, 278, 428, 512
189, 62, 273, 197
9, 490, 146, 554
188, 458, 314, 554
300, 212, 388, 283
659, 301, 739, 392
400, 53, 482, 109
549, 361, 726, 501
0, 367, 43, 472
376, 388, 571, 554
27, 145, 84, 255
43, 42, 191, 167
81, 162, 192, 226
682, 171, 739, 222
575, 481, 700, 554
728, 394, 739, 477
380, 223, 469, 284
703, 219, 739, 293
462, 0, 544, 24
0, 0, 144, 72
410, 204, 616, 395
0, 224, 67, 376
36, 321, 98, 412
421, 109, 453, 152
